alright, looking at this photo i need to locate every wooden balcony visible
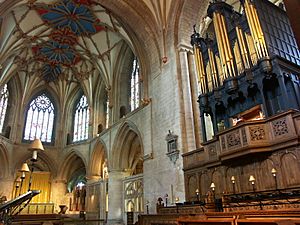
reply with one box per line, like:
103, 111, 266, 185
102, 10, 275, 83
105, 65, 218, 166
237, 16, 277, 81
183, 110, 300, 169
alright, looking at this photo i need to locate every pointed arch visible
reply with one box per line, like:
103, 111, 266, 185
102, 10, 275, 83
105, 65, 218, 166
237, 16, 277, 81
58, 150, 87, 183
88, 140, 108, 179
73, 94, 90, 142
14, 151, 57, 177
0, 84, 9, 133
111, 121, 144, 175
23, 90, 58, 143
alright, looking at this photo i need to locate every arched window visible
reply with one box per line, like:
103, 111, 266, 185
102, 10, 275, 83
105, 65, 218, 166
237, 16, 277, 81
0, 84, 9, 133
73, 95, 89, 142
23, 93, 55, 143
105, 93, 109, 129
130, 57, 140, 111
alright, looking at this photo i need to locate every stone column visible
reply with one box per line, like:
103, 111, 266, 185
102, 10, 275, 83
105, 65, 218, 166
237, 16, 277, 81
85, 177, 101, 220
107, 170, 130, 225
51, 179, 68, 213
178, 44, 196, 151
0, 177, 14, 200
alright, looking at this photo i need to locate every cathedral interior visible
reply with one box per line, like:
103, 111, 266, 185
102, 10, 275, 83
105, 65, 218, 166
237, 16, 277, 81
0, 0, 299, 224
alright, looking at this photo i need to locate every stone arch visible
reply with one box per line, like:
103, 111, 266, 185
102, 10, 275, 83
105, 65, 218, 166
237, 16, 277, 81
22, 89, 59, 143
88, 140, 108, 179
112, 44, 133, 119
58, 150, 87, 182
22, 86, 60, 114
177, 0, 210, 47
14, 150, 57, 177
111, 121, 144, 175
2, 76, 21, 139
96, 0, 165, 97
0, 144, 9, 178
280, 152, 300, 187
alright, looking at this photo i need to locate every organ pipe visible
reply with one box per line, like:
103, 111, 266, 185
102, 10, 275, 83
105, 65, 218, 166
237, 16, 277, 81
191, 28, 208, 94
236, 26, 252, 69
208, 47, 219, 88
212, 12, 236, 79
243, 0, 268, 59
194, 45, 207, 94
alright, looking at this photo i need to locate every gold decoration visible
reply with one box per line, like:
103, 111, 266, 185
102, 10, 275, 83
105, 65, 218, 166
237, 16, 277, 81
244, 0, 268, 59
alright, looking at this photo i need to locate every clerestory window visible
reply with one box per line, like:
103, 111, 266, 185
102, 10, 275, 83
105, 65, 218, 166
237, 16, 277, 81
23, 93, 55, 143
73, 95, 89, 142
130, 57, 140, 111
0, 84, 9, 133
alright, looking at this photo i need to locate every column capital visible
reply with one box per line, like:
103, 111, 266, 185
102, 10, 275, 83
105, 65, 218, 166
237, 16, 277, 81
177, 43, 193, 53
52, 179, 67, 184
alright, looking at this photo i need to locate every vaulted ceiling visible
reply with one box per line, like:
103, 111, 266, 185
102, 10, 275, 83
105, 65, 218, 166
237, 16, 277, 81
0, 0, 284, 102
0, 0, 183, 106
0, 0, 133, 85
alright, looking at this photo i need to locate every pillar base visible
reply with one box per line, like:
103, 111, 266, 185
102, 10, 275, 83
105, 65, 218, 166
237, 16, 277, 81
106, 219, 124, 225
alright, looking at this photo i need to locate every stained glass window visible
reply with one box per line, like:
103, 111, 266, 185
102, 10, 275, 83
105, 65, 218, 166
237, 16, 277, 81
130, 57, 140, 111
73, 95, 89, 142
0, 84, 9, 133
23, 93, 55, 143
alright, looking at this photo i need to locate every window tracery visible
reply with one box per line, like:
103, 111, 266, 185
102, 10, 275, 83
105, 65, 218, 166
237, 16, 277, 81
130, 57, 140, 111
0, 84, 9, 133
73, 95, 89, 142
23, 93, 55, 143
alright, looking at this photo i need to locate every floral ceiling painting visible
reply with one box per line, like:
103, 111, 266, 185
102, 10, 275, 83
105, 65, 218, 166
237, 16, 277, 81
0, 0, 132, 84
31, 0, 104, 82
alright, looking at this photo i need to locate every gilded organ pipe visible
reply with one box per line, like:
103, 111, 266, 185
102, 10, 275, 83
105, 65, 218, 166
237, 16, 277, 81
236, 26, 251, 69
243, 0, 268, 59
212, 12, 236, 79
191, 27, 208, 94
194, 46, 207, 94
208, 47, 219, 88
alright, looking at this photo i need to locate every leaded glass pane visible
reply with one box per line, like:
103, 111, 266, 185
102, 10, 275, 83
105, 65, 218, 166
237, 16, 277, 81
23, 93, 55, 143
73, 95, 89, 142
0, 84, 9, 133
130, 57, 140, 111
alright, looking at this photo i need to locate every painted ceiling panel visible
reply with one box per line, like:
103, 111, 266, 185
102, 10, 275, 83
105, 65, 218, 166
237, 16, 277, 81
19, 11, 45, 36
0, 0, 134, 86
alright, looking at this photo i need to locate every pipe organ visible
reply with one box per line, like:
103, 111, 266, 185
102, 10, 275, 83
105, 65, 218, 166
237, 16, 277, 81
191, 0, 300, 142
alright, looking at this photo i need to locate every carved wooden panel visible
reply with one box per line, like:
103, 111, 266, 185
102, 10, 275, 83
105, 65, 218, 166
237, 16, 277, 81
241, 127, 247, 144
226, 130, 241, 149
208, 145, 217, 159
249, 125, 266, 141
200, 173, 209, 196
187, 175, 197, 201
258, 159, 276, 190
211, 170, 224, 195
221, 136, 226, 150
272, 117, 288, 136
281, 153, 300, 187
